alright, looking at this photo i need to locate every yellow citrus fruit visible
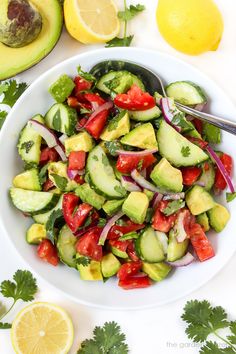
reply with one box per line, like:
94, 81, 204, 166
64, 0, 120, 44
156, 0, 224, 55
11, 302, 74, 354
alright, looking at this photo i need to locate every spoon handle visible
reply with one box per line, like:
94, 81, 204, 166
176, 102, 236, 136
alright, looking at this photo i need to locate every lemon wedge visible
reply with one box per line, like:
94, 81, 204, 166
64, 0, 120, 43
11, 302, 74, 354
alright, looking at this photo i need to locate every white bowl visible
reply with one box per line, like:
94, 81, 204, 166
1, 48, 236, 310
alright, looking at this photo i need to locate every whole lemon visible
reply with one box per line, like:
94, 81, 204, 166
156, 0, 224, 55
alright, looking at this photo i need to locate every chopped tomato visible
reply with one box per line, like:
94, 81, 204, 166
67, 96, 79, 109
158, 200, 169, 213
214, 153, 232, 190
40, 147, 59, 165
37, 239, 59, 266
187, 137, 208, 150
74, 75, 92, 93
152, 209, 177, 233
74, 175, 85, 185
118, 276, 152, 290
85, 109, 109, 139
76, 227, 103, 261
43, 179, 54, 192
68, 151, 86, 170
189, 223, 215, 262
117, 261, 142, 280
114, 84, 155, 111
181, 167, 202, 186
62, 193, 93, 233
127, 241, 140, 262
107, 220, 145, 240
108, 239, 132, 253
192, 118, 203, 134
76, 117, 88, 130
84, 93, 105, 107
116, 154, 156, 174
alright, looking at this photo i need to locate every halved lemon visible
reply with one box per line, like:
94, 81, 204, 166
64, 0, 120, 43
11, 302, 74, 354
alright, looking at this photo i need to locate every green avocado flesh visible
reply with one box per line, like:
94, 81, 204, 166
0, 0, 63, 80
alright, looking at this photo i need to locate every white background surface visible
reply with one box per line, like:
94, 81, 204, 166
1, 0, 236, 353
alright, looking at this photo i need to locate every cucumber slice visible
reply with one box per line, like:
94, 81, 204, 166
96, 70, 145, 94
57, 225, 77, 268
166, 81, 207, 105
87, 146, 126, 199
129, 106, 161, 122
33, 195, 63, 224
26, 223, 47, 245
136, 227, 165, 263
157, 120, 208, 167
198, 162, 215, 191
17, 114, 44, 165
167, 230, 189, 262
13, 168, 41, 191
45, 103, 77, 136
10, 188, 59, 214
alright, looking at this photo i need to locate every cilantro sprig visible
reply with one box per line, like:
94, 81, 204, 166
106, 1, 145, 47
0, 270, 37, 329
182, 300, 236, 353
77, 321, 129, 353
163, 200, 185, 216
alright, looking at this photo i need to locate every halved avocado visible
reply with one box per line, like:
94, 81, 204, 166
0, 0, 63, 80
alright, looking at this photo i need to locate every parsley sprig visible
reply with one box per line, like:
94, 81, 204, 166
106, 1, 145, 47
77, 321, 129, 353
182, 300, 236, 353
0, 270, 37, 329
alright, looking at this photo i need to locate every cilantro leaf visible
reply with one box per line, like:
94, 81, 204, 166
105, 35, 134, 48
51, 174, 67, 190
0, 322, 11, 329
137, 159, 144, 171
118, 4, 145, 21
0, 111, 8, 129
98, 218, 107, 227
102, 154, 109, 167
105, 140, 122, 156
38, 163, 49, 185
77, 321, 128, 354
77, 65, 96, 84
0, 83, 9, 96
200, 341, 233, 354
107, 111, 127, 132
226, 192, 236, 203
46, 209, 63, 244
114, 185, 127, 197
172, 112, 195, 132
0, 270, 37, 302
1, 81, 27, 107
227, 322, 236, 345
20, 140, 34, 154
76, 257, 91, 266
163, 200, 185, 216
181, 146, 191, 157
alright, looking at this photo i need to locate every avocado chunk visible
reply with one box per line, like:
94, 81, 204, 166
49, 74, 75, 103
26, 223, 46, 244
150, 158, 183, 192
167, 229, 189, 262
0, 0, 42, 48
102, 199, 125, 216
186, 185, 215, 215
197, 212, 210, 232
100, 111, 130, 141
65, 132, 94, 155
48, 161, 78, 191
75, 183, 105, 210
207, 203, 230, 232
122, 192, 149, 224
0, 0, 63, 80
121, 123, 158, 150
13, 168, 41, 191
101, 253, 121, 278
77, 260, 103, 281
143, 189, 154, 201
142, 262, 171, 282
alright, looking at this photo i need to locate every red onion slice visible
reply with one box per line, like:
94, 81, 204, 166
74, 225, 97, 237
174, 210, 189, 243
206, 146, 235, 193
167, 252, 195, 267
84, 101, 113, 127
59, 133, 68, 145
151, 192, 163, 209
121, 176, 141, 192
98, 211, 125, 246
54, 144, 67, 162
160, 98, 181, 132
116, 148, 158, 157
186, 103, 206, 121
131, 169, 163, 193
67, 168, 85, 180
163, 192, 185, 201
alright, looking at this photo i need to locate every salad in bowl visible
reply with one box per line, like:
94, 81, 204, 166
9, 63, 233, 290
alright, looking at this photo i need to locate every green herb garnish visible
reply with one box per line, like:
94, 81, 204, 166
181, 146, 191, 157
226, 192, 236, 203
46, 209, 63, 244
21, 140, 34, 154
51, 174, 68, 190
0, 111, 8, 129
163, 200, 185, 216
0, 80, 27, 107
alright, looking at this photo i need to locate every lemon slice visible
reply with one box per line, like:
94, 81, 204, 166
64, 0, 120, 43
11, 302, 74, 354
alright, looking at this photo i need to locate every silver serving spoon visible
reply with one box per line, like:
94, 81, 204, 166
90, 60, 236, 136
